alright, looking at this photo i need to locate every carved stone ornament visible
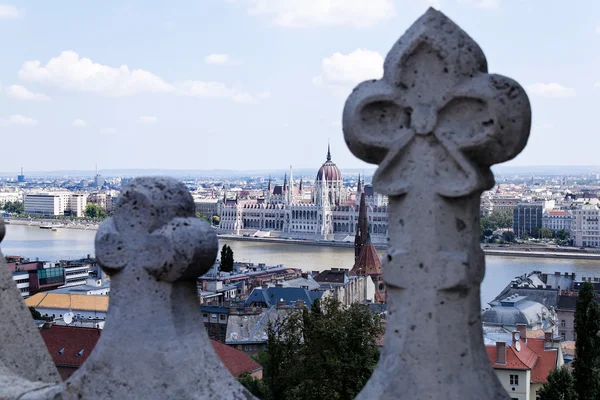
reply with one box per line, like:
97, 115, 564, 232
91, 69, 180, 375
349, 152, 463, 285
13, 178, 253, 399
343, 8, 530, 400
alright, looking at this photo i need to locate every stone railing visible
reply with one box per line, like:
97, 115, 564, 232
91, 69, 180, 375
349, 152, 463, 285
0, 8, 530, 399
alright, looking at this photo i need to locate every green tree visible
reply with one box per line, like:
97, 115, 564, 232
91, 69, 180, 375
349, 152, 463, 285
237, 373, 267, 398
2, 201, 24, 214
29, 306, 42, 320
85, 203, 107, 219
195, 212, 211, 223
502, 231, 515, 243
573, 281, 600, 400
489, 210, 513, 230
539, 227, 554, 239
555, 229, 569, 241
538, 366, 577, 400
219, 244, 234, 273
249, 298, 384, 400
522, 231, 529, 240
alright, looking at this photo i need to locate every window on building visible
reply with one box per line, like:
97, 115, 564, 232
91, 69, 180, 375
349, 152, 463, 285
219, 314, 226, 321
561, 332, 566, 341
509, 375, 518, 386
561, 320, 566, 327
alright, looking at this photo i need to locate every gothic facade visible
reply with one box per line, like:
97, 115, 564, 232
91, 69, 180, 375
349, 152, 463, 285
217, 146, 389, 243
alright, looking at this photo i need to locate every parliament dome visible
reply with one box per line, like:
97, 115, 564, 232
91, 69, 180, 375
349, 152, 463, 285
316, 145, 342, 182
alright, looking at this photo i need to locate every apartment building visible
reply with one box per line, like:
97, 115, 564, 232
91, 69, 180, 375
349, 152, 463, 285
24, 192, 88, 217
542, 210, 572, 233
571, 204, 600, 247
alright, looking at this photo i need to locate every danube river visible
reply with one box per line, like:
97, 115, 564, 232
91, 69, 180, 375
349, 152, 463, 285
2, 224, 600, 305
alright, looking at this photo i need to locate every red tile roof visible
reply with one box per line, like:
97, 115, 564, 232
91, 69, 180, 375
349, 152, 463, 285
351, 241, 382, 276
39, 324, 101, 369
486, 338, 558, 383
39, 324, 262, 379
210, 339, 262, 377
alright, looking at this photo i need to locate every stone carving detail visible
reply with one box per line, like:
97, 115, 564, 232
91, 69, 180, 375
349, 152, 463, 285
343, 8, 530, 400
16, 178, 253, 399
0, 216, 61, 399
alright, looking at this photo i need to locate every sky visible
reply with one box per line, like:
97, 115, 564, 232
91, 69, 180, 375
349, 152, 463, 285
0, 0, 598, 174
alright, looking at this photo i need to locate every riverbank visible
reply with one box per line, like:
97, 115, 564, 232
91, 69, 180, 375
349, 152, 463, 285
220, 235, 600, 261
5, 217, 600, 261
5, 218, 98, 230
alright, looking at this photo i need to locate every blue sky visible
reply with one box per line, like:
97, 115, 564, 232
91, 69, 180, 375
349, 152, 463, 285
0, 0, 598, 173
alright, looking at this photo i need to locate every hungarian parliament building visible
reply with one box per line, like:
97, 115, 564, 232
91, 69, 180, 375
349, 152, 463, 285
216, 146, 389, 244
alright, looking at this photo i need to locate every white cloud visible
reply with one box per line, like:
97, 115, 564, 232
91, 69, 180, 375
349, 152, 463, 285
5, 84, 50, 101
526, 82, 576, 99
242, 0, 396, 28
176, 81, 257, 104
18, 51, 264, 104
138, 116, 158, 124
313, 49, 383, 88
596, 24, 600, 34
18, 51, 174, 97
459, 0, 500, 9
205, 54, 231, 65
0, 114, 38, 126
330, 120, 342, 128
72, 119, 87, 128
0, 4, 23, 19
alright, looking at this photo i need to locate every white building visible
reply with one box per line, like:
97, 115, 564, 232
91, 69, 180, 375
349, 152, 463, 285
12, 272, 29, 297
571, 204, 600, 247
24, 192, 88, 217
0, 192, 22, 207
542, 210, 572, 233
218, 145, 389, 243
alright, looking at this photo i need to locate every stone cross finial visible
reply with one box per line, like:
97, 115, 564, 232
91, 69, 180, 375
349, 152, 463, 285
22, 178, 252, 399
343, 8, 530, 400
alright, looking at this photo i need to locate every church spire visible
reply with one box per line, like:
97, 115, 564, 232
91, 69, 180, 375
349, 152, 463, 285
354, 192, 368, 265
327, 141, 331, 162
267, 174, 271, 192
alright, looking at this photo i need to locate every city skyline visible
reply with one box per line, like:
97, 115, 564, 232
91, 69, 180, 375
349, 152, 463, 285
0, 1, 599, 171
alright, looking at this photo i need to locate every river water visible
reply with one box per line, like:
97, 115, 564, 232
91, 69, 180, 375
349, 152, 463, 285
3, 224, 600, 305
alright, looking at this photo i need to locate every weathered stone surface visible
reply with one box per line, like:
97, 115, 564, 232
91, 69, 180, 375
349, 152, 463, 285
343, 8, 530, 400
21, 178, 253, 399
0, 216, 61, 399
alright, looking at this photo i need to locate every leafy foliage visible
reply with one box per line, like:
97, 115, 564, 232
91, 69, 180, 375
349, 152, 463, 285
244, 298, 384, 400
84, 203, 107, 219
237, 372, 268, 398
538, 366, 577, 400
573, 281, 600, 400
219, 244, 234, 273
2, 201, 24, 214
480, 210, 514, 242
502, 230, 515, 243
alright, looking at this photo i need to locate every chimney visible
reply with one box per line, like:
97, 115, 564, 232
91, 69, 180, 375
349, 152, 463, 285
516, 324, 527, 344
495, 342, 506, 364
544, 332, 553, 348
